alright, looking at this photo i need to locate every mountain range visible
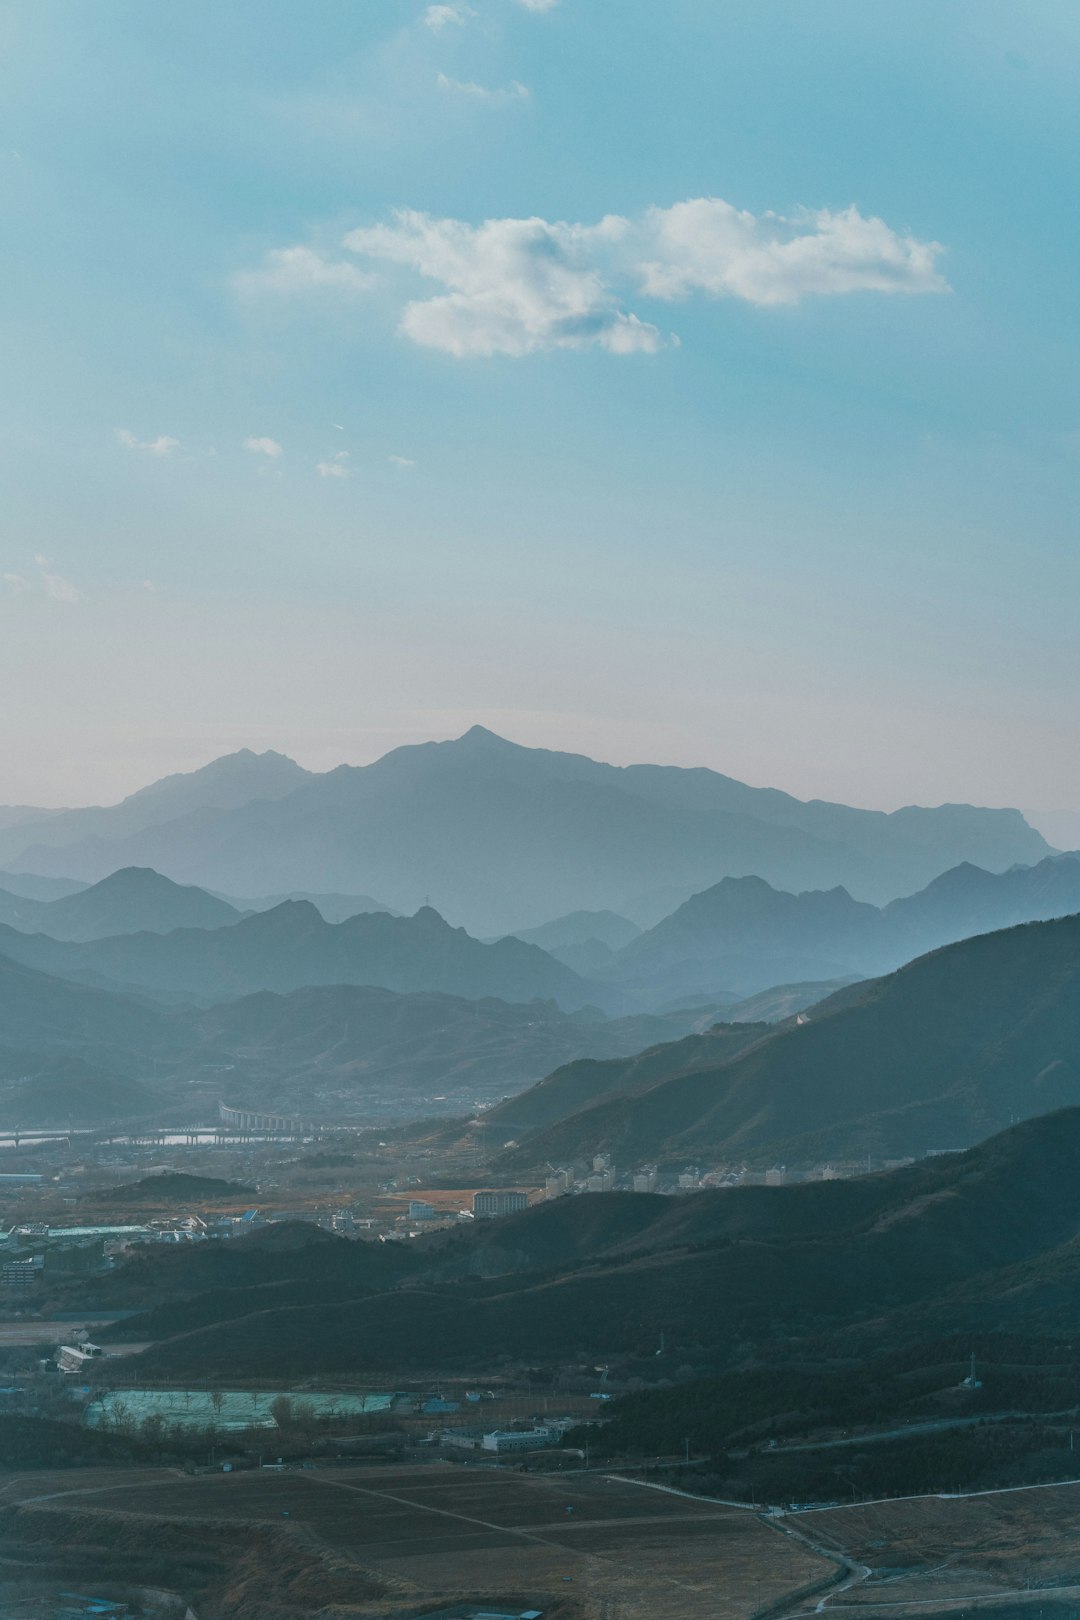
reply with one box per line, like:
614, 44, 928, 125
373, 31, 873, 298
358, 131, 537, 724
0, 729, 1053, 934
0, 951, 706, 1128
488, 908, 1080, 1169
599, 853, 1080, 997
4, 855, 1079, 1016
0, 898, 627, 1013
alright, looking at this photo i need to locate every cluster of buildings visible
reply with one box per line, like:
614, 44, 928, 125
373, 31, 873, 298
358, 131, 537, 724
538, 1154, 912, 1198
0, 1211, 269, 1299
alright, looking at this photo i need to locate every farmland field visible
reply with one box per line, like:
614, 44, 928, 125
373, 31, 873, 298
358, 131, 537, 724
0, 1462, 834, 1619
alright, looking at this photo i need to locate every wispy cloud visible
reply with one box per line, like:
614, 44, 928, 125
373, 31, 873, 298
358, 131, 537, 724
316, 452, 350, 479
244, 435, 283, 459
515, 0, 559, 10
115, 428, 180, 455
436, 72, 530, 102
388, 454, 416, 468
329, 198, 947, 358
424, 3, 475, 27
4, 556, 81, 603
233, 245, 375, 298
634, 200, 947, 305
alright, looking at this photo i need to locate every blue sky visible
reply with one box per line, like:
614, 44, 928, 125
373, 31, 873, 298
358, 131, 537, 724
2, 0, 1078, 822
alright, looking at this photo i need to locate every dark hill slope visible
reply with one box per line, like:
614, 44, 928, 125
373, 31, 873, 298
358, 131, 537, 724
129, 1108, 1080, 1377
0, 902, 624, 1012
0, 953, 179, 1056
200, 983, 685, 1103
498, 911, 1080, 1168
483, 1023, 771, 1137
0, 956, 186, 1124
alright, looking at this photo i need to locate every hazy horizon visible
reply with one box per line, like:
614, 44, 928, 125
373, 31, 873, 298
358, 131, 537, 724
1, 724, 1075, 841
3, 2, 1080, 817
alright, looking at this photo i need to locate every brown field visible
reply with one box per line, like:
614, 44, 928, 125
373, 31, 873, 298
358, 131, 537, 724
0, 1462, 833, 1619
791, 1480, 1080, 1615
0, 1319, 148, 1348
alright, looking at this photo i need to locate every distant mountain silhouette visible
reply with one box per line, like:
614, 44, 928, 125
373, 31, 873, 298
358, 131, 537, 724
0, 866, 242, 942
504, 909, 642, 976
0, 729, 1051, 933
218, 890, 396, 923
0, 748, 310, 868
0, 869, 85, 901
495, 910, 1080, 1169
602, 853, 1080, 998
0, 901, 629, 1013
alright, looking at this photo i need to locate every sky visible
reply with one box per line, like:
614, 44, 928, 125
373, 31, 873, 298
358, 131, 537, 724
2, 0, 1079, 822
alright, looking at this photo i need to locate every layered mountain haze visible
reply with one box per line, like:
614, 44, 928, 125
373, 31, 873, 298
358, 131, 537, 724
504, 909, 642, 975
0, 866, 242, 941
493, 910, 1080, 1169
604, 853, 1080, 997
0, 729, 1053, 934
0, 900, 628, 1012
219, 890, 396, 923
0, 951, 702, 1127
0, 749, 311, 869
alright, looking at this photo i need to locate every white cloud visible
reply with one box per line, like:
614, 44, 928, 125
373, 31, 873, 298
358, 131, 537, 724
424, 3, 474, 27
233, 245, 375, 298
244, 435, 283, 458
388, 454, 416, 468
250, 196, 945, 361
436, 72, 530, 102
5, 557, 81, 603
515, 0, 559, 10
343, 210, 661, 358
333, 198, 947, 358
115, 428, 180, 456
634, 200, 947, 305
317, 452, 350, 478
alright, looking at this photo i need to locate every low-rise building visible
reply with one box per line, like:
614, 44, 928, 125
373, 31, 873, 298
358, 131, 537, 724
480, 1426, 555, 1452
441, 1427, 485, 1450
57, 1341, 105, 1374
